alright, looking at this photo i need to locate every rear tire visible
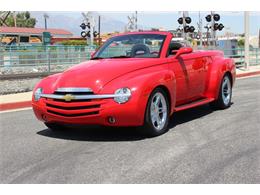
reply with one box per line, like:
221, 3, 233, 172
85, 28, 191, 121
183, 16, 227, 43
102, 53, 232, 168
44, 123, 67, 131
142, 88, 170, 137
210, 74, 232, 109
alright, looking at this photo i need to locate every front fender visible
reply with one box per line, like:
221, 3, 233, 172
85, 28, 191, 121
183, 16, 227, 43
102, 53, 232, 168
100, 64, 176, 123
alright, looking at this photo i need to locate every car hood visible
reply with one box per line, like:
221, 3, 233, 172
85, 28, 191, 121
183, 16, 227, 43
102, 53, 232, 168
51, 58, 166, 93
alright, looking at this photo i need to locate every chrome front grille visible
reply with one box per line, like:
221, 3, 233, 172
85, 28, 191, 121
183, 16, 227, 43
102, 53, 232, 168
44, 87, 102, 117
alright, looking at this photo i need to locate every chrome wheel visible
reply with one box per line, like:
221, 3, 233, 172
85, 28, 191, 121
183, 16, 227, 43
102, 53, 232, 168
222, 76, 231, 106
150, 92, 168, 131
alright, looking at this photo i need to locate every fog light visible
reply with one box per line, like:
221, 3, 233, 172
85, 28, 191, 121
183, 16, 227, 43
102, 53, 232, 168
108, 116, 116, 124
42, 114, 47, 121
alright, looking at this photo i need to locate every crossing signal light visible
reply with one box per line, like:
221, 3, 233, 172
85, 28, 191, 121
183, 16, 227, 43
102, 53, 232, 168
80, 22, 90, 30
81, 31, 90, 38
80, 23, 86, 30
189, 26, 195, 33
185, 17, 192, 24
213, 14, 220, 21
213, 23, 224, 31
80, 22, 91, 38
218, 23, 224, 31
184, 25, 190, 33
205, 15, 211, 22
177, 17, 183, 24
214, 23, 219, 31
93, 31, 99, 38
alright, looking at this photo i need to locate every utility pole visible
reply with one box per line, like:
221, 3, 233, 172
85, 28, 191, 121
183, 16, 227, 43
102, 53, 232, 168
198, 11, 203, 47
210, 11, 215, 47
182, 11, 187, 41
13, 11, 17, 27
244, 11, 250, 70
135, 11, 138, 31
82, 12, 95, 45
258, 29, 260, 48
98, 15, 101, 46
43, 13, 49, 30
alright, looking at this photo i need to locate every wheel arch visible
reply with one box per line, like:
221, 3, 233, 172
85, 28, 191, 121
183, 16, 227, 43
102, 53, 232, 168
154, 85, 172, 113
205, 56, 235, 100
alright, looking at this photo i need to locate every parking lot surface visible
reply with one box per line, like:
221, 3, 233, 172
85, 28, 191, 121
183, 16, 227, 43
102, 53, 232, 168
0, 76, 259, 183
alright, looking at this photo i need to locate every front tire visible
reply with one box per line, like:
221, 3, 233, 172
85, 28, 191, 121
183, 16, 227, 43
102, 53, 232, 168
142, 88, 170, 137
210, 74, 232, 109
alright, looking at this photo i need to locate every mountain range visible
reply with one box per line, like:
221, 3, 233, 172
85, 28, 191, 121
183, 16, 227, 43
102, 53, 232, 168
30, 11, 141, 36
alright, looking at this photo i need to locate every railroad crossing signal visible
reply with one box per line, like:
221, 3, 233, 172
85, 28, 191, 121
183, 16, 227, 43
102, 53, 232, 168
177, 14, 195, 34
80, 22, 91, 38
205, 13, 224, 31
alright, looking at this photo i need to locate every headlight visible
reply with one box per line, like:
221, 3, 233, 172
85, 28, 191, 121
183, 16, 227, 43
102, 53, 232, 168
114, 87, 131, 104
34, 88, 43, 101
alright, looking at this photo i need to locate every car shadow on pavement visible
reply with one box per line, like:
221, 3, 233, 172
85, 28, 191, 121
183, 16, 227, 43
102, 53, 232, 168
168, 104, 214, 129
37, 104, 222, 142
37, 126, 146, 142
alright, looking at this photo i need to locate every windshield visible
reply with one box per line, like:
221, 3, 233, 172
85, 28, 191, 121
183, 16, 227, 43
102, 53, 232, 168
93, 34, 166, 59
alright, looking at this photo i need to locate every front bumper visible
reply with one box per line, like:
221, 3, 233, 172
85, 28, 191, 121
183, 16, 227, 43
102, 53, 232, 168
32, 96, 144, 127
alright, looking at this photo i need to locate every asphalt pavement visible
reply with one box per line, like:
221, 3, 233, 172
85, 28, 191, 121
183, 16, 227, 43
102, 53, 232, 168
0, 76, 260, 183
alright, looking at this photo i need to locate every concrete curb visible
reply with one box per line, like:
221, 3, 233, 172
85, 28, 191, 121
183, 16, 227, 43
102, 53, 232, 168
0, 101, 31, 111
236, 70, 260, 78
1, 71, 260, 111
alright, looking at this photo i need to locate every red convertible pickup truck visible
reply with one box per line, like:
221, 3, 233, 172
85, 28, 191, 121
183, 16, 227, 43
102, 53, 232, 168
32, 31, 236, 136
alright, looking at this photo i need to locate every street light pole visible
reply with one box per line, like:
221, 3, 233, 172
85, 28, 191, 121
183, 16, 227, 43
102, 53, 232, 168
244, 11, 250, 70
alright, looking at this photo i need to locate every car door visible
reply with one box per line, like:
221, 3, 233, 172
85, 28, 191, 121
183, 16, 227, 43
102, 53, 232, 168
168, 53, 207, 105
180, 53, 207, 101
168, 57, 190, 106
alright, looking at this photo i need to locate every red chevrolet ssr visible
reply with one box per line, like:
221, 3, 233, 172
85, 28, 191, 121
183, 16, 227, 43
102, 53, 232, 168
32, 31, 236, 136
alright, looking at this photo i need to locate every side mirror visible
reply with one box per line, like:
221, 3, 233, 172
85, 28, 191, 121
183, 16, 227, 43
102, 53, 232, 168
174, 47, 193, 58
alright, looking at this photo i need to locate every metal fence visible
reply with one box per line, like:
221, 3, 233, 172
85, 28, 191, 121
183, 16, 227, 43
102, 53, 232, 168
216, 47, 260, 67
0, 45, 259, 76
0, 45, 96, 75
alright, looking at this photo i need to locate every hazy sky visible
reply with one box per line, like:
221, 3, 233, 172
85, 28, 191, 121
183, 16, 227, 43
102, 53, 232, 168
34, 11, 260, 36
101, 11, 260, 35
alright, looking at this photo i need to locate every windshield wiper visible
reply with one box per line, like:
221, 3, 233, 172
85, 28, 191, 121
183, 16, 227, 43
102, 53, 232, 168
91, 57, 104, 60
109, 55, 131, 59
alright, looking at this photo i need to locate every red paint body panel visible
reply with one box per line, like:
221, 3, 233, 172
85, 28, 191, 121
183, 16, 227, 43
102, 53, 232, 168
32, 31, 236, 127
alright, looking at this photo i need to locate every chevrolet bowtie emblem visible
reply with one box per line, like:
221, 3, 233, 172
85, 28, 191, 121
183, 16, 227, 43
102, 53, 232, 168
63, 94, 75, 101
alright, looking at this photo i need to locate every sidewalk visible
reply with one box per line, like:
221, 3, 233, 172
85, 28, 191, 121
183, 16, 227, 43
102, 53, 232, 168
1, 66, 260, 111
0, 91, 32, 111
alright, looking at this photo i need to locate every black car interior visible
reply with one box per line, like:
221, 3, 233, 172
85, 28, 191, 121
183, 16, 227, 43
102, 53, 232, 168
167, 41, 184, 57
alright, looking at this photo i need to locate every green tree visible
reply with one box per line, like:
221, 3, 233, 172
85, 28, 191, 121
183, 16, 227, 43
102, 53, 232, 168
238, 38, 245, 47
3, 11, 36, 28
